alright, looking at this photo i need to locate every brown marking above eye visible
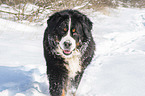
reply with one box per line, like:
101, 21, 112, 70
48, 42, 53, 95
64, 28, 67, 32
72, 29, 76, 32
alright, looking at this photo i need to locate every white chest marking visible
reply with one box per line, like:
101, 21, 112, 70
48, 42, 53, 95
65, 54, 81, 79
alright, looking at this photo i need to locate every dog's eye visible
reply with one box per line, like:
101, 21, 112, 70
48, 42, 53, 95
72, 28, 77, 35
64, 28, 67, 32
72, 29, 76, 32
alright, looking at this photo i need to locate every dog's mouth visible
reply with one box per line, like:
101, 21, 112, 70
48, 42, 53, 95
63, 50, 72, 55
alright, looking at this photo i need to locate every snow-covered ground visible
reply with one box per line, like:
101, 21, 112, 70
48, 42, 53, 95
0, 7, 145, 96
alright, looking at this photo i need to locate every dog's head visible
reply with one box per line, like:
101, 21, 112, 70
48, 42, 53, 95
44, 10, 93, 58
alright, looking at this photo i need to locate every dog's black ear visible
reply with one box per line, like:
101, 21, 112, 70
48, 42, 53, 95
43, 13, 61, 51
81, 15, 93, 40
82, 15, 93, 31
47, 13, 62, 32
72, 10, 93, 39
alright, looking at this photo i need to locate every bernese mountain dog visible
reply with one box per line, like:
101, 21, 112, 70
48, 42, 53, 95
43, 9, 95, 96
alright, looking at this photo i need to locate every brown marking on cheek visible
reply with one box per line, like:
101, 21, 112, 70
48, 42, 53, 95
61, 89, 65, 96
55, 36, 59, 42
55, 38, 59, 42
76, 42, 80, 46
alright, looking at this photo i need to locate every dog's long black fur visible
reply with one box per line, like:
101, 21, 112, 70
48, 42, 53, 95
43, 10, 95, 96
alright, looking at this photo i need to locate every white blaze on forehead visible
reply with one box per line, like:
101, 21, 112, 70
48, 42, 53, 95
68, 17, 71, 36
59, 17, 76, 51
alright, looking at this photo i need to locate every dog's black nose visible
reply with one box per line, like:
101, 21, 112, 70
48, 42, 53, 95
64, 41, 72, 48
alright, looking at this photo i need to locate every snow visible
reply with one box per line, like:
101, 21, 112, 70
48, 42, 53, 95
0, 6, 145, 96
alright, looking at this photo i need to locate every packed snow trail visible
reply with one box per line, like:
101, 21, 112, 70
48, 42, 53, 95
0, 7, 145, 96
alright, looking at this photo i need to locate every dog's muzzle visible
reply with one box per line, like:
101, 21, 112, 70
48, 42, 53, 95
63, 40, 72, 55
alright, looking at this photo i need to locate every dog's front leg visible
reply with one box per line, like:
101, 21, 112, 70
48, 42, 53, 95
48, 66, 68, 96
